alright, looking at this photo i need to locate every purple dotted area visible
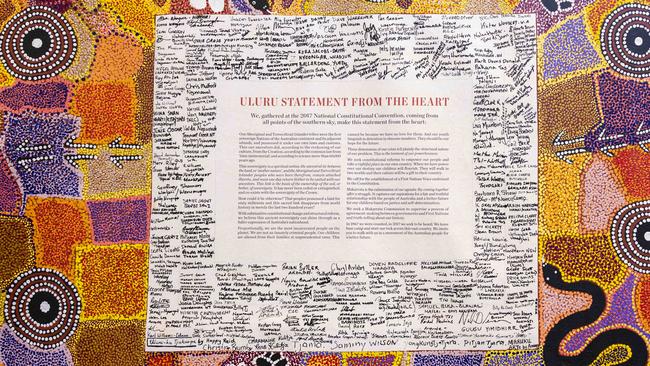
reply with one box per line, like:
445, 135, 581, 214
514, 0, 591, 35
0, 326, 72, 366
411, 353, 483, 366
542, 17, 601, 80
597, 72, 650, 133
88, 197, 149, 243
565, 274, 649, 352
484, 350, 543, 366
2, 111, 81, 197
0, 82, 69, 112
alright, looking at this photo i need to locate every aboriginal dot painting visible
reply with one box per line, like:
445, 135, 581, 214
0, 0, 648, 365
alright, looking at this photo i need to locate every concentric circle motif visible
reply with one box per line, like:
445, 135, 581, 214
600, 3, 650, 78
611, 200, 650, 273
4, 268, 81, 349
0, 6, 77, 81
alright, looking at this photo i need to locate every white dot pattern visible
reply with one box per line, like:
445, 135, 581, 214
600, 3, 650, 78
0, 6, 77, 80
4, 268, 81, 349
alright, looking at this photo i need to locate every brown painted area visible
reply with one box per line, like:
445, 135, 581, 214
70, 320, 146, 366
0, 215, 35, 289
135, 46, 154, 144
539, 73, 601, 155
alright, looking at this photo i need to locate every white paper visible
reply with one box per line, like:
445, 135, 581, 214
211, 79, 474, 262
147, 14, 538, 352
